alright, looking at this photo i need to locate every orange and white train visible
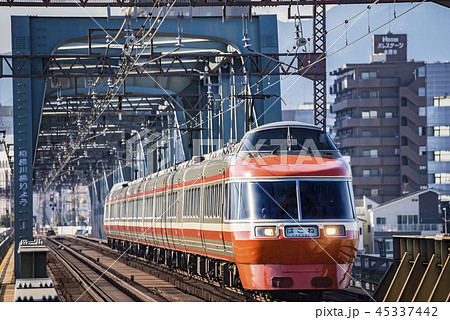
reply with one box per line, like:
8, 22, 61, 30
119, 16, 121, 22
104, 121, 359, 291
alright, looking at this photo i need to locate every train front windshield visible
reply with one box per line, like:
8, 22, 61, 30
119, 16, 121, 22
229, 181, 354, 220
239, 182, 298, 220
240, 127, 337, 152
299, 181, 354, 220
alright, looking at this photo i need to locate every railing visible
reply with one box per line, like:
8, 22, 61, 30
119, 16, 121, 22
351, 254, 393, 292
374, 224, 441, 232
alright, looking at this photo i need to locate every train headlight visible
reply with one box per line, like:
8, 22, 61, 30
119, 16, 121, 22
255, 226, 278, 238
324, 225, 346, 237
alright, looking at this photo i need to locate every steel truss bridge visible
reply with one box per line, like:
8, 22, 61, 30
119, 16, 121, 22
1, 0, 448, 278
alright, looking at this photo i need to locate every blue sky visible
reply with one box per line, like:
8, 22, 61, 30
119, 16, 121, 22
0, 3, 449, 106
275, 2, 450, 106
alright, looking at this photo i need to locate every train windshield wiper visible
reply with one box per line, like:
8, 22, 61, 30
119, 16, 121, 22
271, 145, 281, 155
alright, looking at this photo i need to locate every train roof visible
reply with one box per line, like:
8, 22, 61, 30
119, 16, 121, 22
248, 121, 322, 133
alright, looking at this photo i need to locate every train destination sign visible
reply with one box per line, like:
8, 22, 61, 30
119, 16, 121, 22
284, 226, 319, 238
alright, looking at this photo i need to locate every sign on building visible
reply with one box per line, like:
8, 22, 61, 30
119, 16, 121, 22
373, 33, 407, 62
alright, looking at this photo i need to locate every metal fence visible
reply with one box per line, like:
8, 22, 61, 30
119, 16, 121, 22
351, 254, 393, 292
374, 224, 441, 232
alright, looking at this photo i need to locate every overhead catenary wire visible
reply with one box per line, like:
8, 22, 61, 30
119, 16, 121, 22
43, 0, 179, 193
49, 0, 424, 190
88, 0, 421, 185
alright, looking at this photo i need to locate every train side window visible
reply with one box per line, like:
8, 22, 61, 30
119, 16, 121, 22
174, 191, 178, 218
218, 184, 223, 218
185, 190, 189, 218
189, 190, 192, 218
110, 203, 114, 219
226, 183, 239, 220
159, 195, 163, 218
197, 187, 201, 218
145, 196, 151, 219
208, 186, 212, 218
187, 189, 191, 218
128, 200, 132, 219
188, 190, 192, 218
209, 186, 213, 218
167, 192, 171, 218
211, 185, 216, 218
193, 188, 197, 218
204, 186, 209, 218
207, 186, 212, 218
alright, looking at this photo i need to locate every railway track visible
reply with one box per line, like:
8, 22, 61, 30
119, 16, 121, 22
60, 235, 373, 302
45, 237, 160, 302
51, 236, 249, 301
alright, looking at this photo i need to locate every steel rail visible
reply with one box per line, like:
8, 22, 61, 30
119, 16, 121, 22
46, 240, 112, 301
47, 237, 157, 302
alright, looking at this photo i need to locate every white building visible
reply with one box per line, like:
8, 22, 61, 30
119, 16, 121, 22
369, 189, 442, 254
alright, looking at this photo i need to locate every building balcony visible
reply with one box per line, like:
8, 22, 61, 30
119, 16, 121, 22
339, 137, 399, 148
400, 165, 428, 185
349, 156, 400, 166
374, 224, 441, 233
332, 98, 399, 113
336, 117, 399, 129
342, 77, 400, 90
400, 146, 427, 166
353, 175, 400, 186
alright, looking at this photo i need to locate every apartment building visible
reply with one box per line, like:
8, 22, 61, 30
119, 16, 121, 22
330, 34, 428, 203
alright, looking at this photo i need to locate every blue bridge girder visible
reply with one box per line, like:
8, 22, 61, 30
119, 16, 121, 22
11, 14, 284, 274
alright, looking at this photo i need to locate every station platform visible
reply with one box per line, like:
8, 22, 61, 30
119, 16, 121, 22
0, 245, 15, 302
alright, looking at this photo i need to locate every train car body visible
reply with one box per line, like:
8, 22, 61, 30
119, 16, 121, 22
104, 121, 359, 291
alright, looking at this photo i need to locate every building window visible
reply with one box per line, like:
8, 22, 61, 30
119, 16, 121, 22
434, 173, 450, 184
361, 71, 377, 79
402, 156, 408, 165
361, 90, 379, 99
434, 151, 450, 161
385, 239, 393, 252
434, 126, 450, 137
418, 87, 426, 97
419, 166, 427, 174
363, 169, 380, 177
418, 107, 426, 116
419, 146, 427, 156
401, 136, 408, 146
385, 112, 393, 118
363, 149, 378, 158
419, 127, 425, 136
362, 130, 378, 137
417, 66, 425, 78
376, 217, 386, 225
401, 97, 407, 106
395, 148, 400, 156
397, 214, 418, 225
371, 189, 379, 197
362, 111, 378, 119
401, 117, 407, 126
433, 96, 450, 107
